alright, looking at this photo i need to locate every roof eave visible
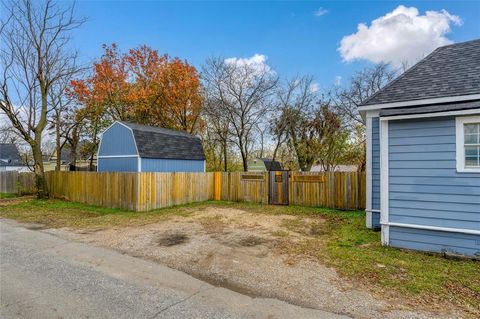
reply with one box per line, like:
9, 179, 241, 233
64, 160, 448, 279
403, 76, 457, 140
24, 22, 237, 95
358, 93, 480, 113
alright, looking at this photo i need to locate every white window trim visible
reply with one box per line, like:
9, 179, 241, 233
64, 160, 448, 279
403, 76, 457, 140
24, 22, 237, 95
455, 115, 480, 173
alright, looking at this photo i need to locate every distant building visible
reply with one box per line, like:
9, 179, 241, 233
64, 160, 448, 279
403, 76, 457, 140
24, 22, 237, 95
48, 148, 72, 165
97, 121, 205, 172
310, 164, 358, 172
247, 158, 283, 172
0, 143, 29, 172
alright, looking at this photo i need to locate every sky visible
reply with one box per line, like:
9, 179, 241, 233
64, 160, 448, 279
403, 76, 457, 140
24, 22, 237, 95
71, 0, 480, 90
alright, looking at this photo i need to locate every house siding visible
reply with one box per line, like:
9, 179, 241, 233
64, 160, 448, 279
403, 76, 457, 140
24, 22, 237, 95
98, 157, 138, 172
141, 158, 205, 172
98, 123, 137, 156
390, 227, 479, 257
387, 116, 480, 256
371, 117, 381, 228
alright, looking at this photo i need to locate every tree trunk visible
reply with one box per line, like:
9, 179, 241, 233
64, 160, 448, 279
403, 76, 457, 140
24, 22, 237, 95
222, 141, 228, 172
32, 142, 47, 198
240, 150, 248, 172
55, 113, 62, 171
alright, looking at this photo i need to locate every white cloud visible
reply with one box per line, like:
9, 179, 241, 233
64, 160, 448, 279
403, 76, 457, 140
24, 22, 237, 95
338, 5, 462, 67
224, 54, 273, 77
334, 76, 342, 86
309, 82, 320, 93
314, 7, 328, 17
225, 54, 269, 70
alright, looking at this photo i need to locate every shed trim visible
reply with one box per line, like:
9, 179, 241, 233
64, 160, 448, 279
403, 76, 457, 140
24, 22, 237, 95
97, 155, 139, 158
382, 222, 480, 236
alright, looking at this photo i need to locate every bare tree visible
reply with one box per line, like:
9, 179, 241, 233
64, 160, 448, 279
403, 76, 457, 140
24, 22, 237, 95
202, 97, 230, 171
331, 63, 396, 126
0, 0, 85, 197
274, 76, 319, 171
202, 57, 278, 171
48, 74, 83, 171
0, 122, 20, 144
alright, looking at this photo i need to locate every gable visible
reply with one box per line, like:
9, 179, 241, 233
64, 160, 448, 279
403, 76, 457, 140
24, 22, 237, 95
98, 122, 138, 156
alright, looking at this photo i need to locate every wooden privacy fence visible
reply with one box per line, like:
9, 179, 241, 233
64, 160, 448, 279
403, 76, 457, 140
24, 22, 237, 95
0, 171, 36, 195
0, 171, 365, 211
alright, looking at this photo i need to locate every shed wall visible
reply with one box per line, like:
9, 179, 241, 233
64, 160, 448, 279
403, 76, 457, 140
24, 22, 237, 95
387, 116, 480, 256
98, 123, 137, 156
98, 157, 138, 172
141, 158, 205, 172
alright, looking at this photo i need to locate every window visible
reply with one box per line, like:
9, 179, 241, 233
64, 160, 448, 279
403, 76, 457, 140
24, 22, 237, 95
465, 123, 480, 168
456, 116, 480, 173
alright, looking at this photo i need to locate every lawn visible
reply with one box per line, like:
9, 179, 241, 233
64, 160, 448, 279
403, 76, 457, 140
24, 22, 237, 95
1, 198, 479, 316
0, 193, 18, 199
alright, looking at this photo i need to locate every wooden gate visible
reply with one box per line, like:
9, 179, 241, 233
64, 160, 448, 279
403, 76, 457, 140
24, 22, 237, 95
269, 171, 289, 205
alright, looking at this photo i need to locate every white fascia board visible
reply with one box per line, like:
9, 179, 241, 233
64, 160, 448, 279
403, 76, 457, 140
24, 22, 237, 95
358, 94, 480, 112
381, 108, 480, 121
383, 222, 480, 236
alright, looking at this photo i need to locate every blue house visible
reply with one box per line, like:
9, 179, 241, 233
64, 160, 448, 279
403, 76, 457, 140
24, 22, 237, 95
360, 39, 480, 257
97, 121, 205, 172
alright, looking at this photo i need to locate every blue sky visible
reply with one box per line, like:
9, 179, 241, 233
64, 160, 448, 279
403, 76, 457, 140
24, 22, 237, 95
73, 1, 480, 89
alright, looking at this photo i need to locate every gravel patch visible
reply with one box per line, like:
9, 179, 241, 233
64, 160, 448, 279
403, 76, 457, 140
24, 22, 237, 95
48, 207, 464, 319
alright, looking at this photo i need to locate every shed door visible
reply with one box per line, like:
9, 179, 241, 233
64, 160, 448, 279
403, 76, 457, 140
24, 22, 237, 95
269, 171, 289, 205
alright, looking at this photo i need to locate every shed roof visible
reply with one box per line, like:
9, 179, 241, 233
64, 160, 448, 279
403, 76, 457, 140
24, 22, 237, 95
119, 121, 205, 160
258, 158, 283, 171
361, 39, 480, 106
0, 143, 24, 166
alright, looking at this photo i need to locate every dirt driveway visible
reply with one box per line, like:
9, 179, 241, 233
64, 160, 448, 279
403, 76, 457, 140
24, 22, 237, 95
47, 205, 463, 319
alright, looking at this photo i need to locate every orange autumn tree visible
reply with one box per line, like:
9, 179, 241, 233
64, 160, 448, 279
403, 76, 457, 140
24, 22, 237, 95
70, 44, 203, 134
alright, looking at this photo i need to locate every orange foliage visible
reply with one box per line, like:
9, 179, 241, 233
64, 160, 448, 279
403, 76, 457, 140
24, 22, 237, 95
69, 44, 203, 133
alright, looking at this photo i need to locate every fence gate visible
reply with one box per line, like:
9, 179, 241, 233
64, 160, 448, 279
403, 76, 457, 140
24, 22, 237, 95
269, 171, 289, 205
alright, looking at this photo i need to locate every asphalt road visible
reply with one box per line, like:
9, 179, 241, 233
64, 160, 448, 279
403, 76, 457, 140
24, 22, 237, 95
0, 219, 349, 319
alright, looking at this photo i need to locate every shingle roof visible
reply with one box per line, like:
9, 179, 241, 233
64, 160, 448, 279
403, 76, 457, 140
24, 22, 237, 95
260, 158, 283, 171
361, 39, 480, 106
119, 121, 205, 160
380, 100, 480, 117
0, 143, 24, 166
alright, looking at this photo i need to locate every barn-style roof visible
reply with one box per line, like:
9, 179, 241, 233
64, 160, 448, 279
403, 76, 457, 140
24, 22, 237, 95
119, 121, 205, 160
361, 39, 480, 106
259, 158, 283, 171
0, 143, 24, 166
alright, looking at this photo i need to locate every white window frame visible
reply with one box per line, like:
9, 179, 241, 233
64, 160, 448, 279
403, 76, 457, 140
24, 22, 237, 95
455, 115, 480, 173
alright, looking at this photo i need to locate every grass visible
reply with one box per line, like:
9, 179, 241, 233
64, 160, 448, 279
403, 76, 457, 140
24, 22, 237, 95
0, 193, 18, 199
1, 198, 478, 315
0, 198, 195, 229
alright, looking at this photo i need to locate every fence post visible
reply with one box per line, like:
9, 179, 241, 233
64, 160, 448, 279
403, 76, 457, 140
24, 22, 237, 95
213, 172, 221, 201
